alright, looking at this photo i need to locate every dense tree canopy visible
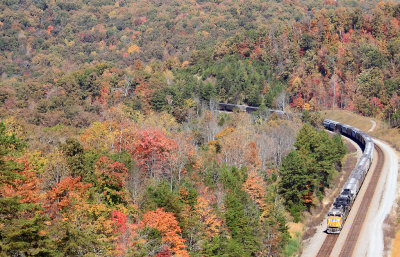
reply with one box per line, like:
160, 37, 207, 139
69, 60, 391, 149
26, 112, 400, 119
279, 124, 346, 220
0, 0, 384, 255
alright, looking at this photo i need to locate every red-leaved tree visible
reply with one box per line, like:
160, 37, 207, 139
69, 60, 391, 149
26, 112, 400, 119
130, 129, 177, 177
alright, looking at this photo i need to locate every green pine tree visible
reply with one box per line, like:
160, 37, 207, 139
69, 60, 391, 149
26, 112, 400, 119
0, 121, 56, 256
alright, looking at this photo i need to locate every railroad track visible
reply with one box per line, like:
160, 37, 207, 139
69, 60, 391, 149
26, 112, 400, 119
316, 144, 384, 257
316, 234, 339, 257
339, 144, 385, 256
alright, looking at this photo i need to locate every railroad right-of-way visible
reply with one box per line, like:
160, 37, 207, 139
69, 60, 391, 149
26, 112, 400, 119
350, 139, 398, 257
332, 144, 384, 257
304, 137, 398, 257
306, 142, 382, 257
216, 103, 399, 256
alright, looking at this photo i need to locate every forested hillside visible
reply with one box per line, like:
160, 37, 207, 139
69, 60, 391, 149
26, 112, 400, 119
3, 0, 400, 125
0, 0, 395, 255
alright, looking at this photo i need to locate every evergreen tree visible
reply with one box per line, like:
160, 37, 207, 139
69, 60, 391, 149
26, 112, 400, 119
0, 122, 25, 186
60, 138, 86, 178
0, 121, 56, 256
247, 85, 262, 107
221, 167, 261, 256
279, 124, 347, 220
0, 210, 56, 256
278, 150, 315, 219
332, 134, 347, 166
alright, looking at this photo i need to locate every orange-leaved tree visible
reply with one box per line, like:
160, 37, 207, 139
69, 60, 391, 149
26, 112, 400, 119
45, 176, 117, 255
243, 170, 266, 211
142, 208, 188, 257
45, 176, 91, 218
2, 157, 41, 204
244, 141, 262, 168
195, 195, 223, 238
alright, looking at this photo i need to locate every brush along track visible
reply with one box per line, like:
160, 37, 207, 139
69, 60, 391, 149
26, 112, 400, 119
316, 144, 384, 257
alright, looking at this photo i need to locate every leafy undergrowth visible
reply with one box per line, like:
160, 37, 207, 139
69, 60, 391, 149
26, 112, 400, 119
392, 201, 400, 257
286, 223, 303, 256
284, 233, 301, 257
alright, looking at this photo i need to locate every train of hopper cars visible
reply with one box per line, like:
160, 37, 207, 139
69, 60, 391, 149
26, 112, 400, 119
323, 119, 374, 233
217, 103, 375, 234
217, 103, 286, 116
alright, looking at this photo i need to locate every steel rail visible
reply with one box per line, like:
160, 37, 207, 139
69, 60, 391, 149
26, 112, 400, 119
315, 144, 384, 257
339, 144, 384, 257
316, 234, 339, 257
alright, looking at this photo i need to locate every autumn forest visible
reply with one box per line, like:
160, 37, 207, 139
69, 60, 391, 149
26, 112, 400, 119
0, 0, 399, 256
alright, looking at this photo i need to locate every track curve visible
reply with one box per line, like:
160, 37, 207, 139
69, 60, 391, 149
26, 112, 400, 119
339, 144, 384, 257
215, 103, 384, 256
316, 144, 384, 257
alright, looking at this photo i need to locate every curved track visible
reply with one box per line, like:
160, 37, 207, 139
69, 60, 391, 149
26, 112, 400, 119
216, 103, 391, 256
316, 144, 385, 256
339, 145, 384, 256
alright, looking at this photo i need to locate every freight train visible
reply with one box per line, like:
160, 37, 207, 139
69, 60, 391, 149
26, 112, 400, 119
217, 103, 374, 234
217, 103, 286, 116
323, 119, 374, 233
